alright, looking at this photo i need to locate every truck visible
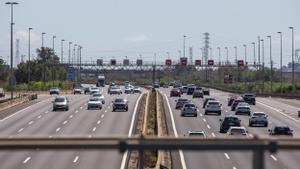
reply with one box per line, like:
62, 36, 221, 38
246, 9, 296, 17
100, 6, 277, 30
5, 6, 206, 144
96, 75, 105, 87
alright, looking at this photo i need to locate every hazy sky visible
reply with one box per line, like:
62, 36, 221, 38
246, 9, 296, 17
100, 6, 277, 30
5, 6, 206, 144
0, 0, 299, 67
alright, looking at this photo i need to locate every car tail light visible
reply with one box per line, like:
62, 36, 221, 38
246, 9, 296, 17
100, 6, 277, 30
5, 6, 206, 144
288, 131, 293, 135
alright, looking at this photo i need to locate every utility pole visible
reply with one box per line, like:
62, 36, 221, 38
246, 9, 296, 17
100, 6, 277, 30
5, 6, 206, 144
277, 32, 283, 94
183, 35, 186, 58
52, 35, 56, 87
267, 36, 273, 93
61, 39, 65, 63
68, 42, 72, 65
243, 44, 247, 65
28, 28, 33, 85
234, 46, 237, 63
289, 27, 295, 91
261, 39, 265, 94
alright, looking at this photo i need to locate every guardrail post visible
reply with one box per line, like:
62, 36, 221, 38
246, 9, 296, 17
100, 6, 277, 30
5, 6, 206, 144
139, 149, 144, 169
253, 150, 264, 169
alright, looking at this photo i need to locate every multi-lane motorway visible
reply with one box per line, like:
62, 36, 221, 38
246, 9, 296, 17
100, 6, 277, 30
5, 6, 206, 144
159, 88, 300, 169
0, 86, 143, 169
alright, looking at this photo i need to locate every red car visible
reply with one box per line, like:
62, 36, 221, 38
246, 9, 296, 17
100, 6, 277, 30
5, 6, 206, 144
170, 88, 181, 97
227, 95, 238, 106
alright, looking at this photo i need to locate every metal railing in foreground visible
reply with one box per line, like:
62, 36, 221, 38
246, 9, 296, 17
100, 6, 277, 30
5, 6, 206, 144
0, 136, 300, 169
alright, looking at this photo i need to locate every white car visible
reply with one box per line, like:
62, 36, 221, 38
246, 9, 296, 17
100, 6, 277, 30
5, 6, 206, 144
89, 87, 100, 95
235, 102, 251, 116
204, 100, 222, 115
73, 87, 82, 94
109, 86, 122, 95
186, 131, 206, 138
227, 126, 248, 136
181, 103, 198, 117
249, 112, 268, 127
92, 92, 105, 104
133, 87, 142, 94
87, 97, 102, 110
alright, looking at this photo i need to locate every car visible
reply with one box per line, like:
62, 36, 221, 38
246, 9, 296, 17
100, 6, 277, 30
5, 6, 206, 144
202, 88, 210, 95
268, 125, 293, 136
49, 87, 60, 95
107, 83, 116, 93
181, 103, 198, 117
187, 86, 196, 95
180, 86, 188, 94
84, 87, 90, 94
186, 131, 206, 138
242, 93, 256, 105
90, 87, 100, 95
52, 96, 69, 111
202, 96, 216, 108
227, 126, 248, 136
249, 112, 268, 127
0, 88, 5, 97
195, 86, 203, 90
92, 92, 105, 104
227, 95, 238, 106
175, 98, 190, 109
192, 90, 203, 98
73, 87, 82, 94
205, 100, 222, 115
124, 86, 133, 94
87, 97, 102, 109
112, 97, 128, 111
231, 97, 245, 111
162, 84, 169, 88
152, 83, 160, 88
219, 115, 241, 133
109, 86, 122, 95
133, 87, 142, 93
170, 88, 181, 97
235, 102, 251, 116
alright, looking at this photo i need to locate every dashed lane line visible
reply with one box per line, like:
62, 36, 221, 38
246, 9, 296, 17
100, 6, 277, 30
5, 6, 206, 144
36, 115, 42, 119
28, 121, 34, 125
233, 167, 237, 169
270, 155, 278, 161
97, 120, 101, 124
23, 157, 31, 164
63, 120, 68, 125
18, 128, 24, 133
92, 127, 97, 132
56, 127, 61, 132
73, 156, 79, 163
203, 118, 207, 122
224, 153, 230, 160
69, 115, 73, 119
207, 124, 211, 129
211, 133, 216, 137
101, 114, 105, 118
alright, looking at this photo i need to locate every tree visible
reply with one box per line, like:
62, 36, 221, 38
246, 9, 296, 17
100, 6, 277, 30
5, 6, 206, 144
0, 57, 9, 81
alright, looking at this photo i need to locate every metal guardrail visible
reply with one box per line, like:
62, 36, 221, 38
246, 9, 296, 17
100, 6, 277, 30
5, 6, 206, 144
0, 136, 300, 169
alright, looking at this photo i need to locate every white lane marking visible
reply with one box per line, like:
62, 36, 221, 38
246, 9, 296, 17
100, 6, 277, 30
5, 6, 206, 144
69, 115, 73, 119
163, 94, 187, 169
226, 110, 228, 113
84, 103, 87, 106
36, 115, 42, 119
199, 113, 203, 117
233, 167, 237, 169
270, 154, 278, 161
45, 111, 49, 114
28, 121, 34, 125
92, 127, 97, 132
101, 114, 105, 118
23, 156, 31, 164
105, 110, 107, 113
97, 120, 101, 124
75, 110, 79, 114
80, 107, 83, 109
120, 94, 144, 169
73, 156, 79, 163
203, 118, 207, 122
107, 106, 110, 109
88, 135, 92, 138
207, 124, 211, 129
211, 133, 216, 137
49, 136, 53, 138
56, 128, 61, 132
224, 153, 230, 160
0, 98, 50, 122
18, 128, 24, 133
63, 120, 68, 125
258, 101, 300, 124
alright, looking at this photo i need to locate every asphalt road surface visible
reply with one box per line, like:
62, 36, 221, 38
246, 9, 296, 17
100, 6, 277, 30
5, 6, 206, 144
0, 86, 144, 169
159, 87, 300, 169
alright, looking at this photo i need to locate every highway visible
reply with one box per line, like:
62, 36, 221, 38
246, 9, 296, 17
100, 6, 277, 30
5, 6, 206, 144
0, 86, 144, 169
159, 87, 300, 169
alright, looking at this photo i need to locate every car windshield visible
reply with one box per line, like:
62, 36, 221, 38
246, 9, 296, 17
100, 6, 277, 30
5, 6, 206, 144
51, 87, 58, 90
185, 104, 195, 108
225, 117, 239, 122
115, 98, 125, 103
93, 94, 102, 97
208, 102, 219, 105
245, 94, 254, 97
91, 87, 98, 90
55, 98, 65, 102
238, 103, 249, 107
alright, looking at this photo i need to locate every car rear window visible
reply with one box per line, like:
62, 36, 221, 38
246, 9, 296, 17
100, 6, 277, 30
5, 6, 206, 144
230, 128, 246, 134
55, 98, 65, 102
90, 98, 99, 101
115, 98, 125, 102
225, 117, 239, 122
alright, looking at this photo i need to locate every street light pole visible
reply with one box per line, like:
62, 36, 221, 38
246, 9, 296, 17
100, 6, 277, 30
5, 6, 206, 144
217, 47, 221, 65
61, 39, 65, 63
42, 32, 46, 47
225, 47, 229, 65
183, 35, 186, 58
277, 32, 283, 94
258, 36, 261, 71
68, 42, 72, 65
251, 42, 256, 67
243, 44, 247, 65
52, 36, 56, 87
41, 32, 46, 90
289, 27, 295, 91
28, 27, 33, 84
166, 52, 170, 59
234, 46, 237, 63
5, 1, 18, 100
209, 47, 213, 59
267, 36, 273, 93
73, 44, 77, 65
261, 39, 265, 93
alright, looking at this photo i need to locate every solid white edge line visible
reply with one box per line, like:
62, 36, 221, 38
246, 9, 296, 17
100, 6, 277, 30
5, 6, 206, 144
163, 93, 187, 169
120, 94, 143, 169
23, 156, 31, 163
257, 101, 300, 124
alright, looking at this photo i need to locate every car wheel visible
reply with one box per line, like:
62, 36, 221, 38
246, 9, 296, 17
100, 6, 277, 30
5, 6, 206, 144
265, 123, 268, 127
87, 107, 90, 110
66, 107, 69, 111
218, 112, 221, 116
53, 108, 56, 111
204, 111, 207, 115
249, 123, 252, 127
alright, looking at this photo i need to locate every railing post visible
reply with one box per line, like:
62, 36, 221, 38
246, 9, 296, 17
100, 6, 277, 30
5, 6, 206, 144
139, 149, 144, 169
253, 150, 264, 169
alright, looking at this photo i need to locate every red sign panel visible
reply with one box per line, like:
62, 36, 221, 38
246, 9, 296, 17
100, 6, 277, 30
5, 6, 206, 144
208, 60, 214, 66
195, 60, 201, 66
180, 57, 188, 66
237, 60, 244, 67
165, 59, 172, 66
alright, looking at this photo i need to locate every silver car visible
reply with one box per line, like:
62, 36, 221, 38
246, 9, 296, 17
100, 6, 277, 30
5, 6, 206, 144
235, 102, 251, 116
87, 97, 102, 110
204, 100, 222, 115
92, 92, 105, 104
249, 112, 268, 127
181, 103, 198, 117
52, 96, 69, 111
